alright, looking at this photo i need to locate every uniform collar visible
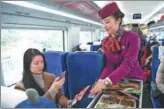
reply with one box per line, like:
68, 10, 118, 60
115, 26, 124, 41
102, 26, 124, 42
115, 26, 124, 37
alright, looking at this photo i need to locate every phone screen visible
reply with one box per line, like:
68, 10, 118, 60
59, 71, 66, 80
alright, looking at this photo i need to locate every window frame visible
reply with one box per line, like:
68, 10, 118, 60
1, 26, 67, 86
79, 30, 94, 43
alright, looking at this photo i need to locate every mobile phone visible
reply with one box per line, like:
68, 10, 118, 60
62, 71, 66, 76
59, 71, 66, 80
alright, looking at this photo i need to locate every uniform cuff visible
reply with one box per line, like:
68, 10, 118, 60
48, 87, 58, 100
105, 77, 113, 85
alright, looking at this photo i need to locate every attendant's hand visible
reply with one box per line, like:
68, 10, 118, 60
89, 79, 106, 96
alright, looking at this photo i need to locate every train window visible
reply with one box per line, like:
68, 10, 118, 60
100, 31, 107, 40
1, 29, 64, 86
79, 31, 93, 43
161, 29, 164, 38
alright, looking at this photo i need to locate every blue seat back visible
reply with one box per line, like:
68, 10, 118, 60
43, 51, 69, 98
151, 46, 160, 82
151, 46, 164, 108
15, 97, 57, 108
66, 52, 104, 107
90, 45, 100, 51
43, 51, 68, 76
162, 41, 164, 46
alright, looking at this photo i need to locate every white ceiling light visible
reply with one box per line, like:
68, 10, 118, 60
2, 1, 102, 26
93, 1, 111, 8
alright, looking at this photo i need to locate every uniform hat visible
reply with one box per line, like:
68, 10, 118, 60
99, 2, 120, 19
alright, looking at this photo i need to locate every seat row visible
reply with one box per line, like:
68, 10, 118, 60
43, 51, 105, 107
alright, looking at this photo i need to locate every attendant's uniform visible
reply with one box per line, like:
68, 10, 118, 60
100, 28, 146, 85
98, 2, 151, 107
98, 2, 146, 85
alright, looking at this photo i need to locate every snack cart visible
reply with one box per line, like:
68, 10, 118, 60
87, 79, 143, 108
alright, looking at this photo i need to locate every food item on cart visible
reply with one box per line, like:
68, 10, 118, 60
102, 89, 111, 94
102, 89, 119, 94
120, 99, 136, 108
95, 102, 109, 108
103, 90, 121, 95
100, 95, 120, 104
119, 83, 140, 89
110, 91, 117, 95
103, 84, 121, 90
125, 83, 140, 89
103, 82, 140, 91
102, 90, 130, 100
117, 95, 128, 100
127, 89, 140, 93
119, 90, 139, 101
108, 104, 125, 108
111, 84, 120, 89
126, 89, 141, 95
119, 83, 126, 88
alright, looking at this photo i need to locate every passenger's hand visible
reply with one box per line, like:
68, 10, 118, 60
145, 58, 150, 66
89, 79, 105, 96
51, 75, 65, 91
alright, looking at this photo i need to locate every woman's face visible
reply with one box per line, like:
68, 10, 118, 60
30, 55, 44, 75
101, 16, 120, 35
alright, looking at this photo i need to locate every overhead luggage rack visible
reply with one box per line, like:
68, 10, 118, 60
149, 20, 164, 30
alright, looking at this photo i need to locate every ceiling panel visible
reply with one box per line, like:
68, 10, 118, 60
65, 1, 95, 14
34, 0, 164, 24
94, 1, 164, 24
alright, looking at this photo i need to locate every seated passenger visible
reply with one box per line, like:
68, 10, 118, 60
72, 44, 82, 52
15, 48, 70, 107
142, 42, 159, 72
131, 24, 145, 65
156, 57, 164, 107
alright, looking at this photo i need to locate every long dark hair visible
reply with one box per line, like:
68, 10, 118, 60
22, 48, 46, 96
113, 10, 125, 26
146, 41, 160, 57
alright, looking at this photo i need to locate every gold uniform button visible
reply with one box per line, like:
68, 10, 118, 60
121, 46, 125, 49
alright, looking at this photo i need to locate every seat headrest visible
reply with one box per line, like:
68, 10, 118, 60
93, 42, 101, 45
158, 46, 164, 59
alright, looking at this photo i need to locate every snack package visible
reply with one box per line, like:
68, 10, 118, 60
71, 85, 90, 106
75, 85, 90, 101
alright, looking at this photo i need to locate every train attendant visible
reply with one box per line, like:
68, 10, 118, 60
90, 2, 146, 95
